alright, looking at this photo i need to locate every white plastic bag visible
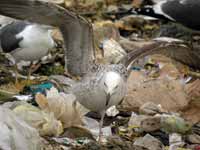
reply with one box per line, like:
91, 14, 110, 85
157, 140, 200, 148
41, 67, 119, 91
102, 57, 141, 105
36, 87, 89, 128
0, 107, 43, 150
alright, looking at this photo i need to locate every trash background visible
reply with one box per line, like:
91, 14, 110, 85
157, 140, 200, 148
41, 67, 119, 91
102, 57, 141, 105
0, 0, 200, 149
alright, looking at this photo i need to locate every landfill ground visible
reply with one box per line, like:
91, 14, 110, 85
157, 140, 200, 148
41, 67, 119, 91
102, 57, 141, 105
0, 0, 200, 150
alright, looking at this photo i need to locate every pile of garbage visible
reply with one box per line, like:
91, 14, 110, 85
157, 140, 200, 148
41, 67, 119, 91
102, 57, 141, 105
0, 87, 200, 149
0, 0, 200, 150
0, 51, 199, 149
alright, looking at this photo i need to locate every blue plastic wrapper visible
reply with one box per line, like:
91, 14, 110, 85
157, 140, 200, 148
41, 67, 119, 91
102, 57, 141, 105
22, 82, 54, 95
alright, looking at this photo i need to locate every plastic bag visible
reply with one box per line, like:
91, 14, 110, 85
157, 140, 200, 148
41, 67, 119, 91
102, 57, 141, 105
0, 106, 43, 150
36, 87, 89, 128
13, 102, 63, 136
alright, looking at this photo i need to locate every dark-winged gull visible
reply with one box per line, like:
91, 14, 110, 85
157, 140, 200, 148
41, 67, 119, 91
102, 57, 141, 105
0, 0, 167, 141
0, 20, 55, 85
131, 0, 200, 31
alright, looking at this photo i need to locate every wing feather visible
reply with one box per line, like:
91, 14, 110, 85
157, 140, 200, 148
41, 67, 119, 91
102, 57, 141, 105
0, 0, 94, 76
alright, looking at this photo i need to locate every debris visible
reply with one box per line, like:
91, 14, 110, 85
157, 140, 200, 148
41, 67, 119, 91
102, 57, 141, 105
0, 1, 199, 149
62, 126, 94, 140
0, 90, 16, 104
139, 102, 165, 115
149, 130, 169, 146
122, 71, 188, 112
160, 115, 192, 134
128, 112, 161, 132
93, 21, 121, 60
13, 102, 63, 136
83, 117, 112, 140
52, 137, 91, 147
185, 79, 200, 101
132, 0, 144, 8
115, 15, 146, 32
186, 134, 200, 144
36, 87, 89, 128
133, 134, 165, 150
106, 105, 119, 117
101, 38, 127, 64
13, 95, 32, 101
169, 133, 185, 150
0, 106, 43, 150
128, 112, 148, 132
141, 116, 161, 132
106, 136, 134, 150
22, 82, 54, 95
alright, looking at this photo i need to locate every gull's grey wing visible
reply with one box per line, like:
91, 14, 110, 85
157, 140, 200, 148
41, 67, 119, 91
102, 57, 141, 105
121, 41, 164, 70
0, 0, 94, 76
123, 41, 200, 75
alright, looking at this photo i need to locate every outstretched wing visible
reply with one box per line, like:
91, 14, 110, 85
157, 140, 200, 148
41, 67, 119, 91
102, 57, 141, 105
124, 41, 200, 74
0, 0, 94, 76
124, 41, 164, 72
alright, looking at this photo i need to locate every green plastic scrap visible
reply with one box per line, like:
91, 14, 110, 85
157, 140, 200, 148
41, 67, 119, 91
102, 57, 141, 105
161, 115, 192, 134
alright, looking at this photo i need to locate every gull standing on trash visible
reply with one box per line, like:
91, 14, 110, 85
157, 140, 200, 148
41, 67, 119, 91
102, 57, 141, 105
0, 20, 55, 86
0, 0, 165, 141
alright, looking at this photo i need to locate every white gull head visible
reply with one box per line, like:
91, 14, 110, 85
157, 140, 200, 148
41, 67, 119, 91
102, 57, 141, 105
103, 71, 121, 95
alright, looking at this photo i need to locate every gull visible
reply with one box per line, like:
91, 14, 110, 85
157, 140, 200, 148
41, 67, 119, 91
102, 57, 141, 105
0, 0, 166, 141
130, 0, 200, 33
0, 20, 55, 86
127, 0, 200, 49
